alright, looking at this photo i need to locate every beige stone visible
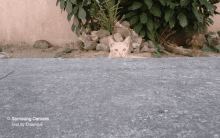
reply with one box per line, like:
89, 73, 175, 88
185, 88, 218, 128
113, 33, 123, 42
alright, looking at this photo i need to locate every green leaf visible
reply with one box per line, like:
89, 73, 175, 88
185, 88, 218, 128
71, 23, 76, 32
73, 5, 80, 14
92, 10, 98, 18
159, 0, 166, 6
144, 0, 153, 9
75, 25, 80, 36
56, 0, 60, 6
180, 0, 190, 7
147, 30, 155, 41
169, 18, 175, 28
132, 1, 142, 10
60, 1, 65, 9
130, 15, 139, 25
82, 26, 86, 33
205, 2, 215, 16
206, 17, 213, 25
70, 0, 76, 4
177, 13, 188, 27
169, 2, 176, 10
83, 0, 88, 5
125, 11, 137, 18
128, 6, 133, 11
67, 11, 74, 21
149, 5, 161, 17
78, 6, 86, 20
164, 10, 174, 22
147, 19, 154, 32
133, 22, 143, 33
199, 0, 207, 5
180, 0, 185, 7
166, 0, 172, 6
140, 29, 146, 37
73, 16, 79, 26
154, 22, 161, 30
66, 1, 73, 14
91, 23, 99, 30
193, 7, 204, 23
194, 22, 198, 30
140, 12, 148, 24
192, 1, 203, 21
155, 31, 160, 39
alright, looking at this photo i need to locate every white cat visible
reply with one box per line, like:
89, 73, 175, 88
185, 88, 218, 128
108, 36, 149, 58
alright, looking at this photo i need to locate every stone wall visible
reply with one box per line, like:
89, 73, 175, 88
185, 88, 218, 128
0, 0, 220, 47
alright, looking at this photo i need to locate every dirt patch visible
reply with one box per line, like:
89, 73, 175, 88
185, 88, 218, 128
0, 44, 220, 59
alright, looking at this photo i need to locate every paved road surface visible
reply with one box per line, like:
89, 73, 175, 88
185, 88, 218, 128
0, 57, 220, 138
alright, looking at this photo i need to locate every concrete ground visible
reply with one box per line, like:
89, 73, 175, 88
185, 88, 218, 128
0, 57, 220, 138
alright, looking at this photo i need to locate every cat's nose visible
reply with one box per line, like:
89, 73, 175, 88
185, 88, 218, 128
118, 53, 123, 57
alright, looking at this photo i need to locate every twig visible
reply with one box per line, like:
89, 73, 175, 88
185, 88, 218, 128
0, 71, 15, 80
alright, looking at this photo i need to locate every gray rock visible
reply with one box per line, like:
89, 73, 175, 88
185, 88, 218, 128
96, 43, 110, 52
96, 30, 110, 39
56, 48, 64, 53
148, 41, 156, 49
33, 40, 53, 49
0, 52, 12, 59
140, 45, 149, 53
73, 39, 84, 50
131, 30, 139, 38
132, 43, 140, 53
113, 27, 131, 39
80, 32, 92, 43
91, 31, 98, 37
113, 33, 123, 42
134, 37, 143, 45
141, 42, 149, 49
133, 48, 140, 53
209, 32, 219, 39
90, 35, 99, 42
84, 41, 98, 50
99, 36, 112, 46
132, 43, 140, 49
188, 33, 206, 49
121, 21, 130, 28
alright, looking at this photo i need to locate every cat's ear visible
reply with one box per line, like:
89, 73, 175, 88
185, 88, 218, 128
108, 36, 115, 47
123, 36, 131, 45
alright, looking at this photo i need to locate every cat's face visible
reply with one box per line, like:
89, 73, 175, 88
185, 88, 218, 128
108, 36, 131, 58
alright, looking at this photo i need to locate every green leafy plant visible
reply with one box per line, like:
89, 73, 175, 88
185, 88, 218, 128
202, 33, 220, 53
56, 0, 125, 36
217, 30, 220, 37
188, 51, 194, 57
119, 0, 220, 40
33, 45, 38, 48
65, 48, 72, 53
6, 44, 10, 49
56, 0, 220, 57
88, 0, 125, 35
116, 0, 220, 56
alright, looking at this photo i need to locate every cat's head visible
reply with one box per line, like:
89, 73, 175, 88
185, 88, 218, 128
108, 36, 131, 58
